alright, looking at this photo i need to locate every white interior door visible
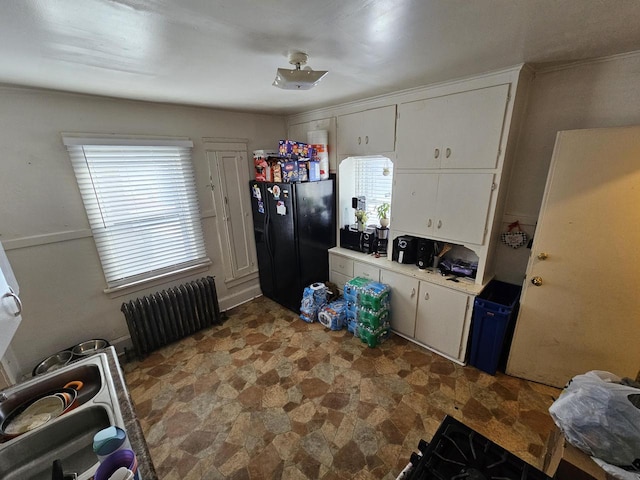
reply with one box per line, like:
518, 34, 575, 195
507, 126, 640, 388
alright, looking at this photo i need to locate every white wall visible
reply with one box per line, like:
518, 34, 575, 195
493, 52, 640, 284
0, 86, 285, 378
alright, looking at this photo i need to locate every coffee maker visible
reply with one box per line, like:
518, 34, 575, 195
374, 227, 389, 256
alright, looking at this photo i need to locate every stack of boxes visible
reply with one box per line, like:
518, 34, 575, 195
344, 277, 391, 347
253, 140, 322, 184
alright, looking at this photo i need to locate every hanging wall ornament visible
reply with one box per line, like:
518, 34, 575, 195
501, 221, 528, 249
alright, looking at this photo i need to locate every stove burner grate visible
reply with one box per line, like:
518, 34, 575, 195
405, 416, 552, 480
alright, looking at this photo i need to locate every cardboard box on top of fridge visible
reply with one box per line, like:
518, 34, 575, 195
297, 160, 308, 182
281, 161, 299, 182
279, 140, 313, 159
308, 160, 321, 182
271, 160, 282, 182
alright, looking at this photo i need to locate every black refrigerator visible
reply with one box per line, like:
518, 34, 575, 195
249, 179, 336, 312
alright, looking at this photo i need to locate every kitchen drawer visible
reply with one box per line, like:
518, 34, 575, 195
330, 271, 351, 293
353, 261, 380, 282
330, 254, 354, 277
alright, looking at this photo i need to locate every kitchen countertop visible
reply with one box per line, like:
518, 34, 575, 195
329, 246, 488, 295
102, 347, 158, 480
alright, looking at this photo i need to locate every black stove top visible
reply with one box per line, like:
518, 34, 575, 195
405, 416, 552, 480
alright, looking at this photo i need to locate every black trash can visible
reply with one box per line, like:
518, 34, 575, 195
469, 280, 522, 375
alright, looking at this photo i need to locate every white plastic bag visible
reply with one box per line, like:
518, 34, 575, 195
549, 370, 640, 468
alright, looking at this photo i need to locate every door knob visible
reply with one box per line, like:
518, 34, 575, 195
531, 276, 543, 287
537, 252, 548, 260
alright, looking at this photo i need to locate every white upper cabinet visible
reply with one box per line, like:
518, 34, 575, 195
396, 84, 510, 170
392, 172, 495, 245
391, 173, 439, 234
337, 105, 397, 156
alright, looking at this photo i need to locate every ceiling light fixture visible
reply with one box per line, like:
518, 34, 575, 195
272, 52, 328, 90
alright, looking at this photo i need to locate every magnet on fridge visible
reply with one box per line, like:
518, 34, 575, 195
272, 185, 281, 199
252, 184, 262, 200
258, 201, 264, 214
283, 189, 289, 198
276, 201, 286, 216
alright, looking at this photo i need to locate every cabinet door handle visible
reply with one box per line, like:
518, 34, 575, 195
365, 135, 369, 145
427, 219, 432, 228
357, 136, 362, 145
445, 147, 451, 158
437, 220, 442, 229
424, 292, 429, 300
434, 148, 440, 159
3, 290, 22, 317
410, 288, 416, 297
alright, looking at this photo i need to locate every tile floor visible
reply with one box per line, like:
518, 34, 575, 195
123, 296, 560, 480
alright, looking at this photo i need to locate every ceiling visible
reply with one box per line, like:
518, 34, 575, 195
1, 1, 639, 115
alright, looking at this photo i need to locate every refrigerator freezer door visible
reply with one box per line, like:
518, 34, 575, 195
265, 183, 300, 311
249, 182, 276, 300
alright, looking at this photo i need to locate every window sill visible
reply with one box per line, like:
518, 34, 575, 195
104, 259, 212, 299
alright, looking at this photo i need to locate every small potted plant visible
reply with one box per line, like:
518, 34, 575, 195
376, 202, 390, 228
355, 209, 368, 231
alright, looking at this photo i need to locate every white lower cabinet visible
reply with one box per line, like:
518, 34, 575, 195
415, 281, 471, 361
353, 261, 380, 281
382, 269, 472, 362
380, 269, 419, 338
329, 254, 354, 292
330, 250, 474, 364
330, 255, 381, 289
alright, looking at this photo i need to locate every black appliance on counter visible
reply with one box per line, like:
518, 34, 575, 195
375, 227, 389, 257
401, 415, 552, 480
340, 227, 362, 252
392, 235, 419, 264
249, 180, 336, 312
339, 226, 377, 254
361, 228, 376, 254
416, 238, 436, 270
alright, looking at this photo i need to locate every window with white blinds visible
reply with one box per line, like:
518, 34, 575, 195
64, 136, 209, 291
353, 157, 393, 224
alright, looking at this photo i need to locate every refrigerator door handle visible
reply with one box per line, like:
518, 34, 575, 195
266, 215, 275, 257
263, 201, 272, 257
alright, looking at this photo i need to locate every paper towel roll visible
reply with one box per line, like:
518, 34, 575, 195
307, 130, 329, 180
307, 130, 328, 145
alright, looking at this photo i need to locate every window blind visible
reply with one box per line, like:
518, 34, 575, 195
354, 157, 393, 224
64, 137, 208, 290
